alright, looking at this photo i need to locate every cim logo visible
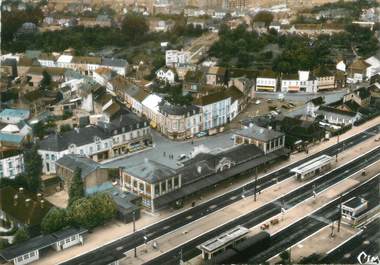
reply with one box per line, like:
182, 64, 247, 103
357, 251, 380, 264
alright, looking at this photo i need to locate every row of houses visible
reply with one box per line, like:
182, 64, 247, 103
38, 112, 152, 175
1, 51, 128, 77
115, 80, 246, 139
182, 66, 344, 94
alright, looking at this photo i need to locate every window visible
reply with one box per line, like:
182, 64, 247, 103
174, 177, 179, 187
168, 179, 172, 190
97, 144, 101, 151
104, 142, 108, 148
80, 149, 84, 155
133, 180, 137, 188
45, 154, 50, 160
23, 254, 29, 259
161, 182, 166, 193
30, 251, 35, 257
139, 183, 144, 192
154, 184, 160, 195
89, 147, 93, 153
8, 161, 12, 168
18, 256, 23, 262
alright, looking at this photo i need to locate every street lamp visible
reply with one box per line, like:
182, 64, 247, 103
133, 211, 137, 257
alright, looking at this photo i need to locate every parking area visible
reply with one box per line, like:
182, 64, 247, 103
227, 98, 304, 130
103, 129, 236, 170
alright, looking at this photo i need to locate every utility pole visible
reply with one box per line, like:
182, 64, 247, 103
133, 211, 137, 257
179, 248, 183, 265
254, 168, 258, 202
338, 195, 343, 233
335, 134, 340, 162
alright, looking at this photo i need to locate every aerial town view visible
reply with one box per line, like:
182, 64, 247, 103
0, 0, 380, 264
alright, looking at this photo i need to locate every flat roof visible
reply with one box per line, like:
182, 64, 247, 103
0, 227, 87, 260
198, 225, 249, 253
290, 154, 332, 174
343, 197, 367, 209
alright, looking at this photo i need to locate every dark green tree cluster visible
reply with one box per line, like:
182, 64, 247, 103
154, 84, 193, 106
252, 11, 274, 27
311, 0, 378, 19
67, 193, 117, 230
209, 21, 378, 72
1, 6, 43, 44
41, 207, 68, 234
13, 227, 30, 244
41, 193, 117, 232
121, 13, 149, 42
17, 145, 43, 193
39, 71, 52, 90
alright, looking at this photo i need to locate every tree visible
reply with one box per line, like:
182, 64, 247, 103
67, 198, 97, 229
33, 121, 46, 140
121, 13, 148, 42
252, 11, 274, 27
41, 207, 69, 234
0, 239, 10, 250
90, 193, 117, 225
40, 70, 52, 90
14, 227, 30, 244
23, 145, 42, 192
68, 168, 84, 206
60, 124, 72, 132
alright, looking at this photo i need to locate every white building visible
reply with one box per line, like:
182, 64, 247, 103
165, 50, 190, 67
142, 94, 163, 127
365, 56, 380, 80
194, 91, 231, 131
281, 74, 300, 93
39, 54, 128, 76
38, 115, 150, 174
155, 68, 176, 84
0, 153, 24, 179
298, 71, 317, 93
256, 70, 278, 92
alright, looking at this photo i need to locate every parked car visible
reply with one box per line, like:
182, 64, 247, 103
255, 100, 261, 105
196, 131, 207, 138
177, 154, 188, 161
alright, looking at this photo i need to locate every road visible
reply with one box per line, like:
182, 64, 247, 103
143, 147, 380, 265
321, 217, 380, 264
61, 124, 380, 265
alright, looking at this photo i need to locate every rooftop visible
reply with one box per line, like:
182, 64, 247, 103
198, 225, 249, 252
0, 108, 30, 119
123, 160, 177, 183
55, 154, 101, 179
235, 124, 284, 142
343, 196, 368, 209
0, 227, 87, 261
159, 102, 200, 116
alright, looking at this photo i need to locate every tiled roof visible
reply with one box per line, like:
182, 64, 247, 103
55, 154, 100, 179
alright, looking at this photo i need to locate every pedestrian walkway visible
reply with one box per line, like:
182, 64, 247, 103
268, 225, 358, 264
